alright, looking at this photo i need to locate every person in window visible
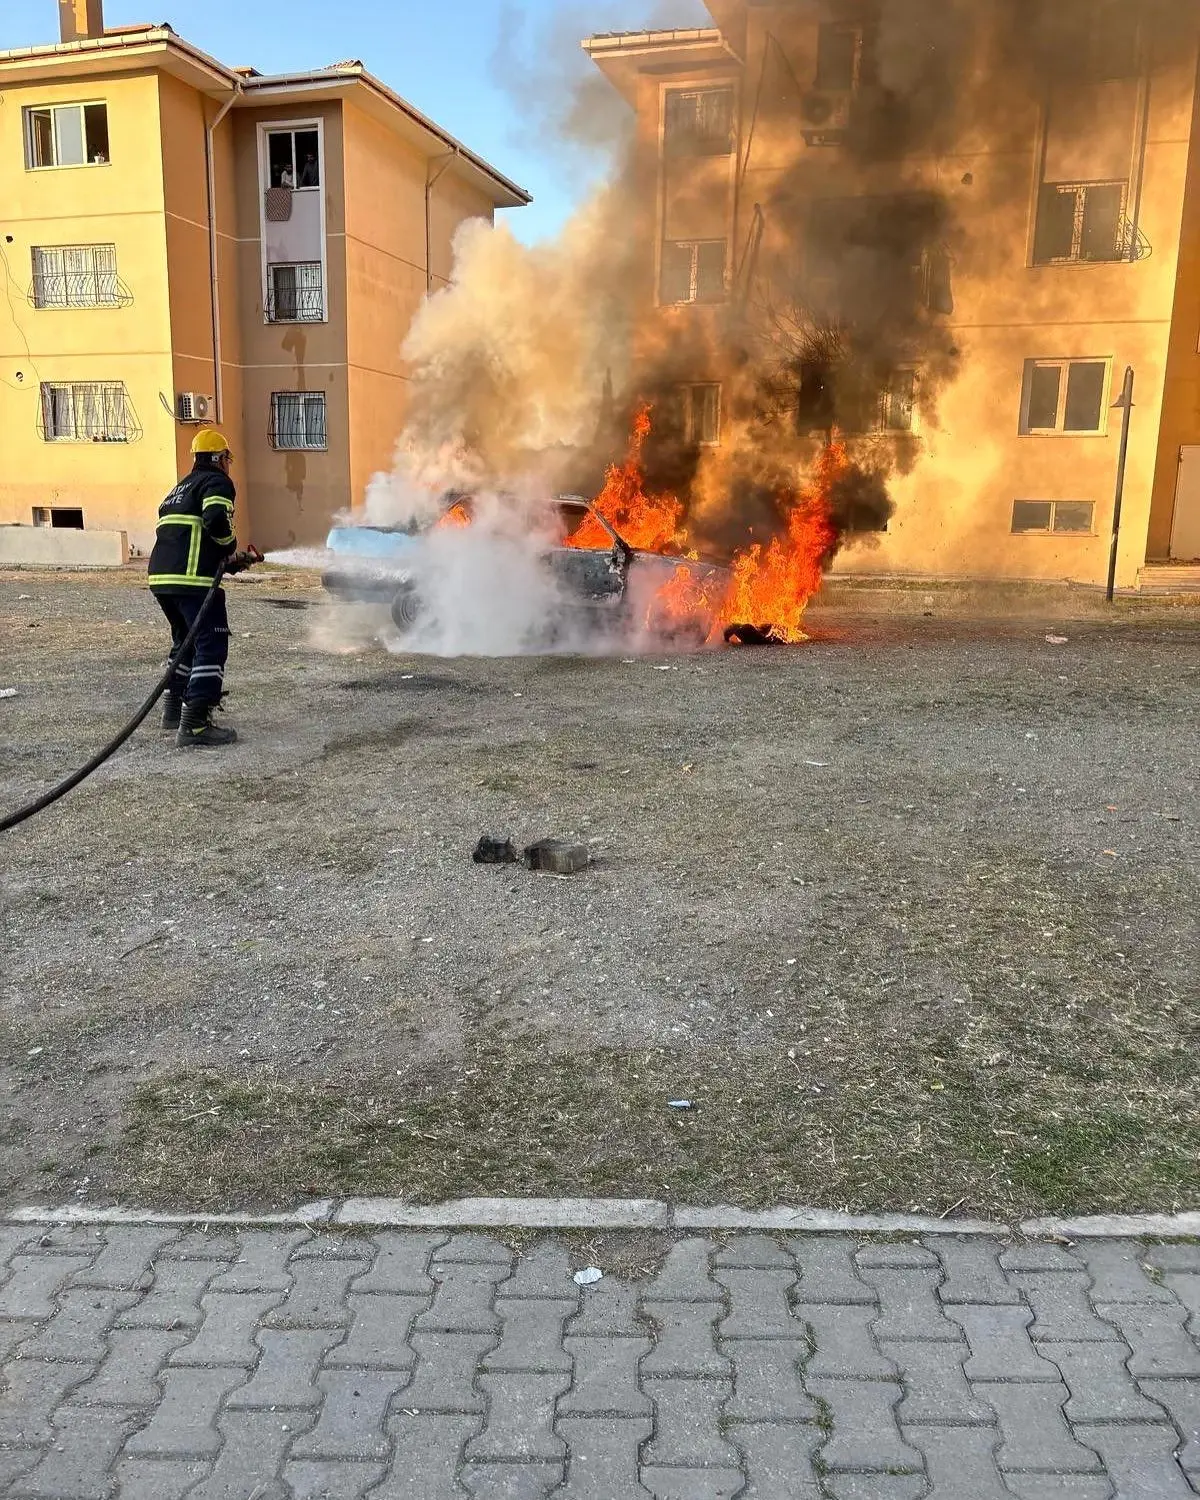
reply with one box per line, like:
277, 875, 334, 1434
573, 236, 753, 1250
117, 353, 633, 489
279, 162, 295, 189
148, 429, 257, 747
298, 151, 319, 188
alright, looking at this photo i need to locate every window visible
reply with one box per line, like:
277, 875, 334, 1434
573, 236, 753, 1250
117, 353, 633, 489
879, 370, 917, 432
660, 240, 727, 305
270, 391, 327, 450
31, 245, 121, 308
1084, 2, 1141, 79
1020, 359, 1109, 434
38, 382, 135, 442
1012, 500, 1096, 534
24, 102, 109, 168
815, 23, 861, 90
32, 506, 84, 529
678, 383, 722, 445
267, 127, 320, 189
267, 262, 323, 323
663, 89, 734, 157
1034, 182, 1127, 264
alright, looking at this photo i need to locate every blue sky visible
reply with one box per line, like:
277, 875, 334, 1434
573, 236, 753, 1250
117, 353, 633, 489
4, 0, 709, 241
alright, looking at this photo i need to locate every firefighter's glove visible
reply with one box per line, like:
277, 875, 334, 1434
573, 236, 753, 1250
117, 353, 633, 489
225, 546, 264, 576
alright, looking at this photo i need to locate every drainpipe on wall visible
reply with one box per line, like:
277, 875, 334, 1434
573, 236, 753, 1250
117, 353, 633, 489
425, 147, 460, 296
204, 85, 241, 422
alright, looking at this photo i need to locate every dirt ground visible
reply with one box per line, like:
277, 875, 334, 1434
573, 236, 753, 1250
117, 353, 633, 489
1, 568, 1197, 1219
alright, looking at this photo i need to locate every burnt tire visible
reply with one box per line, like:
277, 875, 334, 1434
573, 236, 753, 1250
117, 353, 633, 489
390, 585, 422, 632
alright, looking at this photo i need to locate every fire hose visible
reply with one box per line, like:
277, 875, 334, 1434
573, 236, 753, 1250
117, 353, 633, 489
0, 547, 263, 835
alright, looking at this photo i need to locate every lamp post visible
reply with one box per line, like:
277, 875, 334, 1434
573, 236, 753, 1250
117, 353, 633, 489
1106, 366, 1135, 604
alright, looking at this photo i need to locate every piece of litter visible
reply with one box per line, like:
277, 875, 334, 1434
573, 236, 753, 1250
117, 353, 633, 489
668, 1100, 694, 1110
27, 1047, 44, 1058
802, 760, 828, 768
1102, 850, 1118, 858
1045, 635, 1069, 646
18, 594, 32, 600
574, 1267, 603, 1286
0, 688, 17, 699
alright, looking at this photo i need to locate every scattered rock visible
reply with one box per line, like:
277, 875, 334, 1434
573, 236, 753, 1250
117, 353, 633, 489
525, 839, 589, 875
474, 835, 519, 866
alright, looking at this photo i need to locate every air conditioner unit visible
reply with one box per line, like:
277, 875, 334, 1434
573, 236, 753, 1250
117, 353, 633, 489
800, 91, 851, 146
177, 392, 215, 424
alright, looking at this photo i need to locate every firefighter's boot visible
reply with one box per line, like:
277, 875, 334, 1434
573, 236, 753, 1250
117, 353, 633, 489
161, 693, 183, 733
176, 700, 238, 748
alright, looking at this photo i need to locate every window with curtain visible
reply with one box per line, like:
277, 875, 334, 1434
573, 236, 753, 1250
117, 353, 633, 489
268, 262, 324, 322
38, 381, 135, 441
31, 244, 120, 308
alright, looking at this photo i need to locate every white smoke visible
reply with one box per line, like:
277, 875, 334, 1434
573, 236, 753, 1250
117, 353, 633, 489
394, 488, 573, 658
398, 195, 632, 479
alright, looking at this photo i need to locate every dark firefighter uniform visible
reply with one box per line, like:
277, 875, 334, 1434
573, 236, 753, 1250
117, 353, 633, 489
148, 428, 240, 747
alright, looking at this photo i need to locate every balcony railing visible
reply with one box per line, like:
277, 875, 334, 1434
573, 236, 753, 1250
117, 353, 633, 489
30, 272, 131, 309
267, 268, 324, 324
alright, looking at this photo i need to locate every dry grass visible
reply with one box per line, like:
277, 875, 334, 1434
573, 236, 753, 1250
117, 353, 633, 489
118, 977, 1199, 1218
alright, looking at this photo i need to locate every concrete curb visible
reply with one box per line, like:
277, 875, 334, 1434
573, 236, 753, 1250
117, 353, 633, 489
3, 1198, 1197, 1239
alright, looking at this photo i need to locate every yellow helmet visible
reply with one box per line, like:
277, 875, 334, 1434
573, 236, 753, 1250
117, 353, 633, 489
191, 427, 231, 456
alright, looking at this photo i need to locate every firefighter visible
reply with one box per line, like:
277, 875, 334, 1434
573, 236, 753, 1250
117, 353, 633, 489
148, 428, 245, 748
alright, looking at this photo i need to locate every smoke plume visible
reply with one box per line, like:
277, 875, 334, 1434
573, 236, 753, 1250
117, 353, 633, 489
358, 0, 1198, 637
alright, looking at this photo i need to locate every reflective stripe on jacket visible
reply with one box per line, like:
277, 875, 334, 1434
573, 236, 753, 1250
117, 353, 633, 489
147, 460, 237, 592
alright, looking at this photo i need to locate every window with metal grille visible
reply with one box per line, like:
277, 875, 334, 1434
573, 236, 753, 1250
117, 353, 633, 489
270, 391, 327, 450
678, 383, 722, 445
267, 262, 323, 322
663, 89, 734, 157
1020, 359, 1109, 434
24, 102, 109, 168
879, 369, 917, 431
1012, 500, 1096, 534
1034, 182, 1127, 264
38, 382, 137, 442
660, 240, 728, 305
31, 244, 126, 308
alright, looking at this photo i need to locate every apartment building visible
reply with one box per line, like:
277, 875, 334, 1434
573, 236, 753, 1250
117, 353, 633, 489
0, 0, 528, 553
585, 1, 1200, 587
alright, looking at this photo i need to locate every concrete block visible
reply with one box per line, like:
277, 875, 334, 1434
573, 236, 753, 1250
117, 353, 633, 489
0, 524, 128, 569
524, 840, 589, 874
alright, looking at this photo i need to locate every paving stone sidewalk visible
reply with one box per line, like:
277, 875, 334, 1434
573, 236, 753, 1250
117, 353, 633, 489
1, 1223, 1199, 1499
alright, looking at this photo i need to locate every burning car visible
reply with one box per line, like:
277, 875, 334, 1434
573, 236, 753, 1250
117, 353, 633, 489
322, 494, 731, 648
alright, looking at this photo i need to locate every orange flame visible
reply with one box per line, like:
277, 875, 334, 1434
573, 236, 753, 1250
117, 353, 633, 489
436, 500, 472, 530
567, 405, 685, 554
716, 442, 845, 644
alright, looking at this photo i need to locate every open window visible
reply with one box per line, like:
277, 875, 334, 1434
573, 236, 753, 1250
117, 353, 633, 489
267, 262, 323, 322
24, 102, 109, 168
38, 381, 137, 442
267, 127, 321, 190
1034, 182, 1127, 264
677, 383, 722, 445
